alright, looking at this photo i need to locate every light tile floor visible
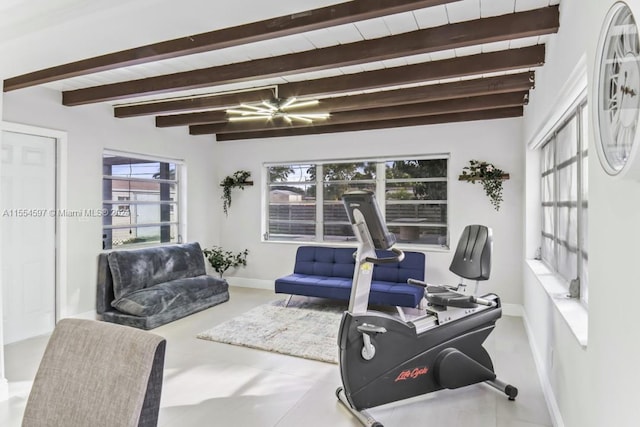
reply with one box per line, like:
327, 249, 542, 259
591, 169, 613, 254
0, 287, 552, 427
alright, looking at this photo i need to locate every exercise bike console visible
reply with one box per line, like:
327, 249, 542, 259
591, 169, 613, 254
336, 191, 518, 427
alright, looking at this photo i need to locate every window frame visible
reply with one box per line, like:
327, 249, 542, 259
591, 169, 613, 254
539, 99, 588, 305
263, 154, 449, 248
102, 150, 184, 250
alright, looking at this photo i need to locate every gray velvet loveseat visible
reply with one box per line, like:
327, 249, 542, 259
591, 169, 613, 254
97, 242, 229, 330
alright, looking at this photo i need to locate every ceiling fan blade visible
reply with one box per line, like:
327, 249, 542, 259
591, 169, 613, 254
282, 99, 319, 110
228, 115, 272, 122
262, 100, 278, 111
288, 115, 313, 123
240, 103, 270, 113
280, 97, 297, 109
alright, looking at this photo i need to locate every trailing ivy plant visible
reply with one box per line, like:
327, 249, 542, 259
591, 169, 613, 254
461, 160, 507, 211
221, 170, 251, 216
202, 246, 249, 278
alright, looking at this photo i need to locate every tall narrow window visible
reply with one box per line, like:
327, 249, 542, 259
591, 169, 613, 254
540, 100, 588, 304
102, 153, 180, 249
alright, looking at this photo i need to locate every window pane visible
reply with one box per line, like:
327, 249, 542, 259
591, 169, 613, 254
556, 116, 578, 164
265, 157, 448, 246
386, 181, 447, 201
541, 141, 554, 173
268, 220, 315, 241
386, 159, 447, 179
541, 235, 554, 266
386, 203, 447, 224
268, 183, 316, 242
322, 162, 376, 181
268, 164, 314, 183
323, 223, 355, 242
541, 175, 554, 203
323, 182, 374, 202
110, 224, 178, 247
388, 225, 447, 245
104, 156, 176, 180
102, 154, 179, 250
538, 101, 588, 300
557, 160, 577, 202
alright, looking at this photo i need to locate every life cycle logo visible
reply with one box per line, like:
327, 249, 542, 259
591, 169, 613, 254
394, 366, 429, 382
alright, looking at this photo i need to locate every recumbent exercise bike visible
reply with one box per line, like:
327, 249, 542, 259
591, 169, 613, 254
336, 190, 517, 427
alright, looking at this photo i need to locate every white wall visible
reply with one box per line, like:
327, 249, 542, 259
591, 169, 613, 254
0, 56, 8, 400
586, 1, 640, 425
1, 85, 219, 318
209, 117, 525, 307
523, 1, 640, 426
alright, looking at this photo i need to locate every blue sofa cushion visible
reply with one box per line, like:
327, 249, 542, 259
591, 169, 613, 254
276, 246, 425, 308
108, 242, 206, 300
111, 275, 227, 317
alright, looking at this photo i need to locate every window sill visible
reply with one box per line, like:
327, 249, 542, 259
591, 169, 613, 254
525, 259, 588, 348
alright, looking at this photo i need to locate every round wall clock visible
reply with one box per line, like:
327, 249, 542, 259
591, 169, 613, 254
594, 1, 640, 179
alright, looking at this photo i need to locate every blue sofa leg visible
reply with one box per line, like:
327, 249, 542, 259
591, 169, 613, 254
283, 295, 293, 307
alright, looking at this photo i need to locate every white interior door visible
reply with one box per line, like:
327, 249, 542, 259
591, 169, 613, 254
1, 131, 56, 344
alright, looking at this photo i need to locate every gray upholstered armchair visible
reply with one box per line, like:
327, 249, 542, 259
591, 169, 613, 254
22, 319, 166, 427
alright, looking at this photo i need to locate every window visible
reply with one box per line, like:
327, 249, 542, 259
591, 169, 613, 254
102, 153, 181, 250
265, 157, 448, 246
540, 100, 588, 304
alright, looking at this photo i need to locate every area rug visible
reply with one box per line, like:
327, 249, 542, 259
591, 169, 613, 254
196, 299, 346, 364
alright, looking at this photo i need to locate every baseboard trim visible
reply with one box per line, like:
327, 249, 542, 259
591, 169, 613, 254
502, 303, 523, 317
522, 312, 565, 427
66, 310, 98, 321
228, 277, 274, 290
0, 377, 8, 401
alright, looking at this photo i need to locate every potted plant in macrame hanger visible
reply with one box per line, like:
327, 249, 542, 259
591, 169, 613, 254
220, 170, 252, 216
459, 160, 510, 211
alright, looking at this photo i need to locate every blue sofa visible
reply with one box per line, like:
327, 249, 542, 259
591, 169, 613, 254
275, 246, 425, 308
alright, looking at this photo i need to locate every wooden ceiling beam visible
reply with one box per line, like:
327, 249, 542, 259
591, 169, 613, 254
126, 46, 541, 119
279, 46, 544, 98
115, 88, 275, 118
63, 6, 558, 106
4, 0, 458, 91
156, 72, 534, 127
214, 107, 524, 141
189, 92, 527, 135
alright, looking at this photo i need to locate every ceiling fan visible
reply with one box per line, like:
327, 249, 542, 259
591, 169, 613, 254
226, 97, 330, 124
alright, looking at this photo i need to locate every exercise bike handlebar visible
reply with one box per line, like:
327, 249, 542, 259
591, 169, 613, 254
364, 247, 405, 264
407, 278, 427, 288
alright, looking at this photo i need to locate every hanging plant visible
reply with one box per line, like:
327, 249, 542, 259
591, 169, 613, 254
220, 170, 252, 216
459, 160, 509, 211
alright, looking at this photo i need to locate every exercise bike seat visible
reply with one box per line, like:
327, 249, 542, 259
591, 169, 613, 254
426, 289, 478, 309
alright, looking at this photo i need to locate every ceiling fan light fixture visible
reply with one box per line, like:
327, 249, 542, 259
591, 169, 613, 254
227, 96, 329, 124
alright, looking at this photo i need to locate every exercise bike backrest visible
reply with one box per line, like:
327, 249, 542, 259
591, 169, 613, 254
342, 190, 404, 264
450, 224, 492, 281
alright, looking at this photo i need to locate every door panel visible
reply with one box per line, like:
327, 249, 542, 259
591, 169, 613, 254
1, 131, 56, 344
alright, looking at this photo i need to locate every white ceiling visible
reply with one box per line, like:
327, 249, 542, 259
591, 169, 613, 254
1, 0, 560, 109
